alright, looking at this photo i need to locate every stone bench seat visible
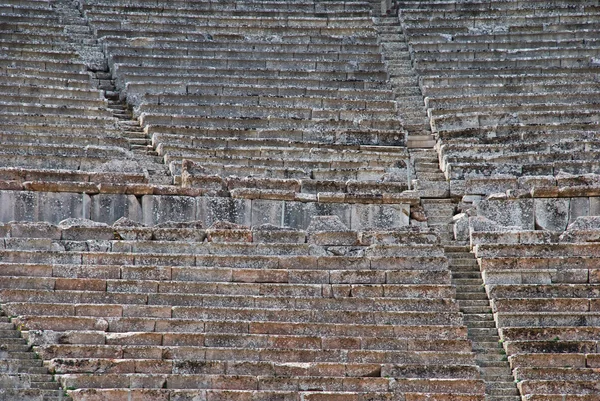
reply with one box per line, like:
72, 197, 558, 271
0, 142, 129, 159
1, 262, 450, 285
58, 378, 484, 401
0, 29, 74, 44
17, 315, 466, 340
83, 0, 372, 12
439, 141, 594, 161
172, 161, 399, 181
0, 47, 82, 63
87, 6, 371, 18
436, 124, 600, 143
401, 5, 600, 19
0, 152, 133, 172
139, 115, 402, 136
102, 37, 381, 56
86, 15, 374, 32
108, 54, 386, 74
32, 343, 473, 364
0, 168, 145, 184
0, 56, 88, 73
415, 66, 600, 79
139, 93, 396, 113
516, 380, 600, 400
136, 103, 397, 124
431, 108, 600, 134
0, 121, 122, 139
0, 113, 118, 129
0, 93, 107, 109
400, 13, 600, 30
0, 288, 458, 311
1, 129, 127, 148
402, 21, 600, 38
425, 91, 600, 111
0, 240, 447, 260
0, 73, 93, 90
94, 25, 375, 39
407, 29, 600, 46
124, 79, 392, 104
0, 101, 113, 118
113, 66, 389, 91
165, 156, 403, 180
1, 39, 77, 53
414, 55, 597, 73
103, 46, 383, 64
0, 67, 95, 84
6, 306, 465, 330
150, 132, 406, 153
495, 312, 600, 328
0, 275, 454, 298
489, 284, 600, 299
147, 125, 402, 147
504, 339, 599, 356
492, 298, 600, 313
161, 144, 405, 164
412, 37, 600, 55
0, 84, 105, 101
63, 388, 411, 401
49, 373, 479, 394
422, 81, 600, 98
413, 48, 600, 65
47, 358, 472, 377
82, 1, 372, 15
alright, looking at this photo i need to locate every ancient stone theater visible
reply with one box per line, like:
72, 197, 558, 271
1, 0, 599, 400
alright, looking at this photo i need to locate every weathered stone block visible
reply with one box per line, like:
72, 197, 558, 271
0, 191, 90, 224
91, 194, 143, 225
197, 197, 251, 227
534, 198, 570, 231
477, 199, 534, 230
252, 224, 305, 244
142, 195, 197, 226
350, 203, 409, 230
251, 199, 284, 227
9, 222, 61, 239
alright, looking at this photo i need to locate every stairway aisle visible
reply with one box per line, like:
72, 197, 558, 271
373, 13, 436, 148
411, 149, 521, 400
0, 310, 71, 401
445, 247, 521, 401
52, 0, 172, 185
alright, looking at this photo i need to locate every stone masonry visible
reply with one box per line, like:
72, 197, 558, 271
1, 0, 599, 400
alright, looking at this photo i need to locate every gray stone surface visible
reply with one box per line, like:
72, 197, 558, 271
534, 198, 570, 232
142, 195, 197, 226
477, 199, 534, 230
91, 194, 143, 225
0, 191, 89, 224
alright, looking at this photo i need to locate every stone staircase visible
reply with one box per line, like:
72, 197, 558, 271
446, 247, 521, 401
53, 0, 172, 185
0, 310, 71, 401
373, 13, 435, 149
415, 152, 522, 400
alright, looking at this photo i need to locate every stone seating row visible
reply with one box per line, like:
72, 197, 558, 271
398, 0, 600, 196
81, 0, 406, 174
0, 222, 484, 400
0, 5, 153, 182
467, 218, 600, 399
82, 0, 373, 13
397, 0, 600, 11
